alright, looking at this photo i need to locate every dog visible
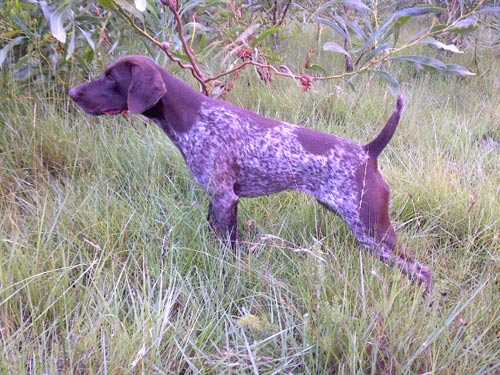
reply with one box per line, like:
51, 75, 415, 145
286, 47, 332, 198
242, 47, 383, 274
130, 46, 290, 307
69, 55, 432, 293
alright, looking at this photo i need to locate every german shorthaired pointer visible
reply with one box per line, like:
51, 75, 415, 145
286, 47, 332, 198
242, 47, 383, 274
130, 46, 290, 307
69, 55, 432, 293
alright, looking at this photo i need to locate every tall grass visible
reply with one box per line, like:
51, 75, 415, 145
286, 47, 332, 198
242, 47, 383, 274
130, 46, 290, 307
0, 34, 499, 373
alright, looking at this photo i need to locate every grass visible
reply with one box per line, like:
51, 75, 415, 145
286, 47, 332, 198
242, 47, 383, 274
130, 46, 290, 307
1, 32, 499, 374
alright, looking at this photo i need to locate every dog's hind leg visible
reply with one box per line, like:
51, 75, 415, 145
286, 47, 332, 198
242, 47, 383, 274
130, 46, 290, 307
317, 164, 432, 293
320, 195, 432, 293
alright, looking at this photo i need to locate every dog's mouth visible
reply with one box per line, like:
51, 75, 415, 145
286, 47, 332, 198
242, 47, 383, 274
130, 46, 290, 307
103, 109, 128, 116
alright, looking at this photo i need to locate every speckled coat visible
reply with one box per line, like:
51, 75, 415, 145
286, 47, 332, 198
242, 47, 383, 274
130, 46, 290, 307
70, 55, 432, 293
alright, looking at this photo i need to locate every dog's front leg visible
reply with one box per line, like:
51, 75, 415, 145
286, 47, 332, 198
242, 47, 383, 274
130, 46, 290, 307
207, 192, 239, 247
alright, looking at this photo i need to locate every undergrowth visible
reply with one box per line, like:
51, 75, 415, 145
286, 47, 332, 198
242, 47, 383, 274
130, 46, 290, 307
0, 33, 498, 374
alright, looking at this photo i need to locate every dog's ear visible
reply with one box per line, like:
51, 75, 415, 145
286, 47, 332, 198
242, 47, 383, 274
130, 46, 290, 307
127, 60, 167, 114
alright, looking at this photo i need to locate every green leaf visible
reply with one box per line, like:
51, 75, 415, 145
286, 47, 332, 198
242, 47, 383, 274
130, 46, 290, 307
307, 64, 328, 75
479, 6, 500, 15
114, 0, 144, 20
430, 23, 447, 33
359, 42, 391, 65
367, 7, 442, 47
317, 17, 348, 39
13, 63, 36, 81
343, 0, 370, 13
393, 16, 411, 30
79, 28, 95, 51
393, 55, 447, 71
422, 38, 463, 53
254, 26, 282, 47
323, 41, 351, 57
450, 16, 478, 34
66, 29, 76, 60
98, 0, 116, 10
185, 22, 212, 35
0, 36, 26, 67
445, 64, 475, 77
374, 70, 400, 96
346, 75, 359, 92
48, 9, 68, 43
313, 1, 337, 15
347, 19, 367, 41
83, 47, 94, 64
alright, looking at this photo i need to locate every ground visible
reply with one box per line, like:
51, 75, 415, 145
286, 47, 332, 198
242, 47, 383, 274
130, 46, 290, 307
0, 29, 499, 374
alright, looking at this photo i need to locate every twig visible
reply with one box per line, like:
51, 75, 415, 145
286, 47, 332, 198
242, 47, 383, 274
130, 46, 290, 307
114, 5, 207, 92
276, 0, 292, 27
163, 2, 206, 83
112, 0, 486, 96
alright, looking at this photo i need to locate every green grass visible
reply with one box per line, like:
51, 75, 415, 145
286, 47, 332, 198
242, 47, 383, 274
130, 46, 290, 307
1, 40, 499, 373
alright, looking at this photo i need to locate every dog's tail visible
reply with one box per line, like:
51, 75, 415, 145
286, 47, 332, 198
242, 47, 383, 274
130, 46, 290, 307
364, 95, 405, 158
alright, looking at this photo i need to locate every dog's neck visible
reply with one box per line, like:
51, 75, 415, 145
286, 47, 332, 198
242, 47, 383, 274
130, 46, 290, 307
142, 69, 204, 137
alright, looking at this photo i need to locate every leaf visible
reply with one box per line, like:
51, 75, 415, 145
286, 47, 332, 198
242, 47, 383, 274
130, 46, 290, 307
313, 1, 337, 15
317, 17, 348, 39
359, 42, 392, 65
181, 0, 206, 15
66, 30, 76, 60
479, 6, 500, 15
114, 0, 144, 20
450, 16, 478, 33
307, 64, 328, 75
98, 0, 116, 9
254, 26, 282, 47
374, 70, 400, 96
184, 21, 212, 35
367, 6, 442, 47
234, 23, 261, 45
134, 0, 147, 12
347, 19, 367, 41
343, 0, 370, 13
83, 48, 94, 64
38, 1, 51, 21
109, 40, 120, 54
323, 41, 350, 57
0, 36, 26, 67
346, 74, 359, 92
79, 28, 95, 51
333, 15, 348, 35
395, 6, 443, 18
393, 15, 412, 30
423, 38, 463, 53
445, 64, 475, 77
14, 63, 36, 81
431, 23, 447, 33
37, 1, 68, 43
393, 55, 447, 71
49, 9, 68, 43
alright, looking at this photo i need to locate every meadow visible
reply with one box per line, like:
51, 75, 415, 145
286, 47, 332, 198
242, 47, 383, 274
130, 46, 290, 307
0, 23, 499, 374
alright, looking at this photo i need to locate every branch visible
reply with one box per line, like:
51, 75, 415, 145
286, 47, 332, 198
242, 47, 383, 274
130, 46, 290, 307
112, 0, 486, 95
162, 1, 206, 81
114, 2, 210, 94
276, 0, 292, 27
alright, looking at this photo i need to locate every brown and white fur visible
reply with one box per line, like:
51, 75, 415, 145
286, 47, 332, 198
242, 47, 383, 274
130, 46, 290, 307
70, 55, 432, 293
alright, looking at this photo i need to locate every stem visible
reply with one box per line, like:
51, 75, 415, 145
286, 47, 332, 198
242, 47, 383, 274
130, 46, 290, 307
114, 4, 209, 94
276, 0, 292, 27
112, 0, 485, 94
166, 3, 206, 82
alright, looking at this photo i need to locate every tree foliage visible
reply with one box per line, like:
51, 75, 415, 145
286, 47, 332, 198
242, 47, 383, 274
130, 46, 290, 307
1, 0, 498, 95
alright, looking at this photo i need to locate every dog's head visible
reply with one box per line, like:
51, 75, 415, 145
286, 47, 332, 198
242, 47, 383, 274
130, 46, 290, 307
69, 55, 167, 116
